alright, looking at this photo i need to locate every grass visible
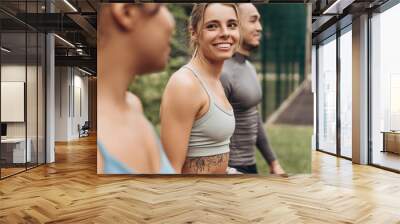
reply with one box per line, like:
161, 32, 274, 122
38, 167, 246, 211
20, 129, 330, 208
154, 122, 312, 175
256, 124, 313, 175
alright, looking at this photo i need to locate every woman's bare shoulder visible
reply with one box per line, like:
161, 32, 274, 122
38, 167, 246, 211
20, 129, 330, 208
126, 92, 143, 113
163, 66, 205, 109
166, 67, 200, 91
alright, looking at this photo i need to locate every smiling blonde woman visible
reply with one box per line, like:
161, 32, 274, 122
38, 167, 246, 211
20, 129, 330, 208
160, 3, 240, 174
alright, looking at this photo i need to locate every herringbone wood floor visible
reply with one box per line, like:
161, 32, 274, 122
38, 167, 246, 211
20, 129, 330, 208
0, 135, 399, 223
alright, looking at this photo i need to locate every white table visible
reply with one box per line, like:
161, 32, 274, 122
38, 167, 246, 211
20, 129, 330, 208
1, 138, 31, 163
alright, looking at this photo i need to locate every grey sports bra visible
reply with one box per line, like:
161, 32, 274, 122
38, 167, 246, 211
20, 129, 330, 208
184, 64, 236, 157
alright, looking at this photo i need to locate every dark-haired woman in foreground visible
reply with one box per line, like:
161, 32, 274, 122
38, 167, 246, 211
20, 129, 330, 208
97, 3, 175, 174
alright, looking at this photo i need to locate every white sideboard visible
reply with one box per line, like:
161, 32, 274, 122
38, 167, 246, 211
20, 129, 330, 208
1, 138, 32, 163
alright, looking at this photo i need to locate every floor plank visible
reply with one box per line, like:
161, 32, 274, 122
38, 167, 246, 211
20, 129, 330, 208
0, 135, 399, 223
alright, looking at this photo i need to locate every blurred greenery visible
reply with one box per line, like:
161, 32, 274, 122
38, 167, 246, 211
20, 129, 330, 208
129, 4, 190, 125
256, 124, 313, 175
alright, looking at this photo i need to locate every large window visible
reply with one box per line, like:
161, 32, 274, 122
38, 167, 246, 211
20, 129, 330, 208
314, 1, 400, 171
371, 3, 400, 171
317, 35, 337, 154
316, 27, 353, 158
339, 27, 352, 158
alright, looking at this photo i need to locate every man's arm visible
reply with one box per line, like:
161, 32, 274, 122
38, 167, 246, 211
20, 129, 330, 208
256, 113, 277, 165
220, 68, 233, 100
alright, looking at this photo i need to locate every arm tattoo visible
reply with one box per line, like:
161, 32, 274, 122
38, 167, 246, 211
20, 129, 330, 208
182, 153, 229, 173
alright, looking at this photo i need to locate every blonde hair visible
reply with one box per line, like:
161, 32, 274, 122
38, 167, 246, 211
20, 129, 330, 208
188, 3, 241, 56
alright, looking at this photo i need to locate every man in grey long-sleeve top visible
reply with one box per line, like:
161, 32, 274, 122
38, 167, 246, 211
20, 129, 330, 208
221, 3, 285, 174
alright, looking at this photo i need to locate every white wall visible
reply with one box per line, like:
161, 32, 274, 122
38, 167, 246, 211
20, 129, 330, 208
55, 66, 70, 141
72, 73, 89, 137
1, 63, 45, 164
55, 67, 89, 141
1, 65, 26, 140
1, 65, 37, 138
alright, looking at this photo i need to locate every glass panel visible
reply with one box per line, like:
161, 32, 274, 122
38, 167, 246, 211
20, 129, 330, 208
38, 32, 45, 165
317, 36, 337, 154
312, 45, 317, 151
26, 0, 38, 169
27, 31, 38, 169
340, 28, 352, 158
1, 23, 27, 177
0, 1, 46, 178
371, 4, 400, 171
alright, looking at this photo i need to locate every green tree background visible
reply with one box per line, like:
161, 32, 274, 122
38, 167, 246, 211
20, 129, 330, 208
129, 4, 191, 126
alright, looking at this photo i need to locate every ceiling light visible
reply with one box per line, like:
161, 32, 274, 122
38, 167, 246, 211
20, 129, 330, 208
54, 34, 75, 48
322, 0, 353, 15
1, 47, 11, 53
78, 67, 93, 76
63, 0, 78, 12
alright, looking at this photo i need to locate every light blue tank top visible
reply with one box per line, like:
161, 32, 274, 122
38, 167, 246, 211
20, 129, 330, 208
98, 128, 175, 174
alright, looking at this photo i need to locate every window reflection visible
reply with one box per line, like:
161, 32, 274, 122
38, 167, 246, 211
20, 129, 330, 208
318, 35, 337, 154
